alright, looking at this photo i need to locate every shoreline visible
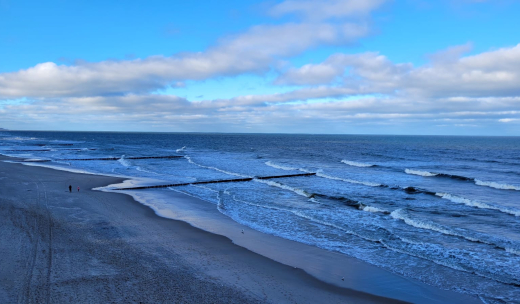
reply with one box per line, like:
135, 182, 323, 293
0, 156, 481, 303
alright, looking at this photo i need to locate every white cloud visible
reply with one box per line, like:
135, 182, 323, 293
499, 118, 519, 123
407, 43, 520, 97
0, 21, 371, 99
2, 91, 519, 132
1, 1, 517, 135
275, 43, 520, 99
274, 52, 411, 91
3, 43, 520, 134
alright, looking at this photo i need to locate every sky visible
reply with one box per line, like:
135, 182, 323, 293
1, 0, 520, 135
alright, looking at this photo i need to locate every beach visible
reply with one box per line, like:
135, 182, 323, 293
0, 156, 481, 303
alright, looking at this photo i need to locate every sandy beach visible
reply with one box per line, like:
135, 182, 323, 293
0, 156, 481, 303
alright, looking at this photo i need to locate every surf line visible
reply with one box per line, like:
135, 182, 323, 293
19, 155, 185, 163
55, 155, 184, 161
114, 173, 316, 190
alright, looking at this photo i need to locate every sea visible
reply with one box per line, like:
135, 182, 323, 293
1, 131, 519, 303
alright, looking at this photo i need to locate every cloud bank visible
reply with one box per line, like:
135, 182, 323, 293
0, 0, 519, 135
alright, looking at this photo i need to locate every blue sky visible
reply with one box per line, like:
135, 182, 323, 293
1, 0, 519, 135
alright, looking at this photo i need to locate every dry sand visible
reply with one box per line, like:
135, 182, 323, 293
0, 156, 481, 303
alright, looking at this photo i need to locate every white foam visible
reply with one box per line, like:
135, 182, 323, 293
309, 197, 321, 204
505, 247, 520, 256
253, 178, 313, 198
1, 136, 38, 141
265, 161, 298, 171
117, 155, 131, 167
184, 155, 249, 178
290, 210, 381, 242
390, 209, 484, 243
341, 160, 374, 167
379, 240, 467, 272
391, 209, 447, 233
176, 146, 186, 153
436, 193, 520, 217
478, 295, 492, 304
405, 169, 437, 177
54, 160, 72, 166
475, 179, 520, 191
218, 195, 377, 246
362, 206, 387, 213
135, 166, 161, 176
226, 194, 289, 213
316, 171, 381, 187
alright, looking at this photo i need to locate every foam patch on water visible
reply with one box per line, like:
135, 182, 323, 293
176, 146, 186, 153
475, 179, 520, 191
0, 136, 38, 141
506, 247, 520, 256
117, 155, 132, 167
185, 155, 249, 178
405, 169, 438, 177
316, 171, 381, 187
264, 161, 299, 171
391, 209, 452, 235
253, 178, 313, 198
362, 206, 388, 213
436, 193, 520, 217
341, 160, 374, 167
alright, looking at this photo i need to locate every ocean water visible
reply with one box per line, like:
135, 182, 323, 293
1, 131, 519, 303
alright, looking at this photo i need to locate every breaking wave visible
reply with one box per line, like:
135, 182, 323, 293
265, 161, 299, 171
436, 193, 520, 217
475, 179, 520, 191
253, 178, 314, 198
362, 206, 389, 213
184, 155, 249, 178
406, 169, 519, 191
316, 170, 382, 187
117, 155, 131, 167
390, 209, 520, 256
341, 160, 375, 167
391, 209, 473, 239
404, 169, 438, 177
264, 161, 382, 188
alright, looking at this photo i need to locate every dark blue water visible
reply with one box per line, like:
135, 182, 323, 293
1, 131, 519, 303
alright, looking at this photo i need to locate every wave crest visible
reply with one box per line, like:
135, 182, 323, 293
475, 179, 520, 191
362, 206, 388, 213
253, 178, 313, 198
341, 160, 374, 167
316, 171, 381, 187
265, 161, 298, 171
405, 169, 437, 177
436, 193, 520, 217
117, 155, 131, 167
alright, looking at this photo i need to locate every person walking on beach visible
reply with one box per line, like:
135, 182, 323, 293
77, 186, 80, 192
69, 185, 72, 193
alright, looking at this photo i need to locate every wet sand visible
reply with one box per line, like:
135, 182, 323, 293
0, 156, 480, 303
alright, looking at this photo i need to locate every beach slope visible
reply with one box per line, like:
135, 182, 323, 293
0, 158, 408, 303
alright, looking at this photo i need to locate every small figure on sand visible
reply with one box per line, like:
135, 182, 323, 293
77, 186, 80, 192
69, 185, 72, 193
